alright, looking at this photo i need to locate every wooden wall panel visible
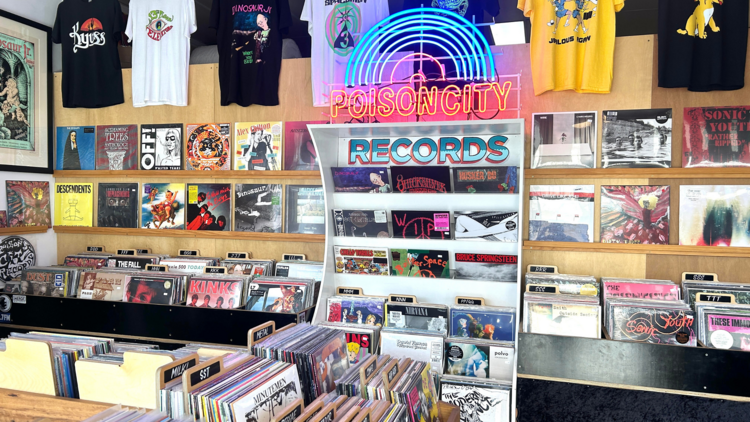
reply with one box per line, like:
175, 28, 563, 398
523, 250, 647, 280
645, 255, 749, 284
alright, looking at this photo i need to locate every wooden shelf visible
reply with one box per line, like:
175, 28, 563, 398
53, 226, 325, 243
54, 170, 321, 180
0, 226, 49, 236
0, 388, 111, 421
525, 168, 750, 179
523, 241, 750, 257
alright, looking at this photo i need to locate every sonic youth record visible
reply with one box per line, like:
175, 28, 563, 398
683, 106, 750, 167
391, 166, 451, 193
451, 167, 518, 193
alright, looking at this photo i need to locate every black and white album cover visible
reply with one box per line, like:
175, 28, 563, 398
332, 209, 390, 237
454, 253, 518, 282
602, 109, 672, 168
235, 184, 282, 233
98, 183, 139, 228
454, 211, 518, 242
140, 124, 183, 170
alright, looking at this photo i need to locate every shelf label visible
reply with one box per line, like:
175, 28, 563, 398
527, 264, 558, 274
226, 252, 249, 260
337, 286, 363, 296
309, 404, 336, 422
135, 248, 151, 254
388, 294, 417, 303
359, 355, 378, 385
353, 410, 371, 422
86, 246, 104, 252
145, 264, 168, 272
299, 397, 325, 422
682, 272, 718, 282
117, 249, 136, 256
189, 360, 221, 387
249, 321, 276, 346
179, 249, 199, 256
283, 253, 306, 261
161, 355, 198, 385
455, 296, 485, 306
204, 266, 227, 274
11, 295, 25, 305
697, 293, 735, 304
526, 284, 558, 294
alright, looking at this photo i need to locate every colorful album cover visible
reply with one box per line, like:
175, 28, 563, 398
79, 271, 128, 301
444, 341, 515, 381
234, 121, 282, 170
141, 183, 185, 229
345, 331, 374, 365
246, 282, 308, 313
56, 126, 96, 170
285, 185, 325, 234
186, 184, 231, 231
186, 123, 231, 170
683, 106, 750, 168
64, 256, 108, 269
451, 166, 518, 193
123, 276, 175, 304
391, 166, 451, 193
0, 210, 7, 228
679, 185, 750, 247
186, 277, 243, 309
453, 253, 517, 282
528, 185, 595, 242
406, 364, 439, 422
391, 210, 451, 240
327, 296, 385, 326
231, 365, 302, 422
612, 307, 695, 346
334, 246, 390, 276
95, 124, 138, 170
332, 209, 390, 237
98, 183, 139, 228
602, 279, 680, 301
235, 184, 282, 233
311, 333, 348, 396
331, 167, 391, 193
531, 111, 597, 169
390, 249, 449, 278
20, 268, 68, 297
385, 303, 448, 332
600, 186, 669, 244
454, 211, 518, 242
284, 121, 326, 170
450, 308, 516, 342
601, 109, 672, 168
140, 124, 183, 170
705, 313, 750, 350
6, 181, 51, 227
441, 380, 510, 422
53, 183, 93, 227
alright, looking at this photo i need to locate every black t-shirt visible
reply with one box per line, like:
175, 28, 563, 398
52, 0, 125, 108
658, 0, 748, 91
210, 0, 293, 107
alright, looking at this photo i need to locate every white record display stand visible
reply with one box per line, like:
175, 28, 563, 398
308, 120, 525, 410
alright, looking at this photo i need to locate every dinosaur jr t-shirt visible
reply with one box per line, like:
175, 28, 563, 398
518, 0, 625, 95
658, 0, 748, 91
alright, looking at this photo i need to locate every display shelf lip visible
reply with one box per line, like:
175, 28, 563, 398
53, 170, 322, 179
525, 167, 750, 179
0, 226, 50, 235
522, 241, 750, 257
332, 271, 518, 285
53, 226, 326, 243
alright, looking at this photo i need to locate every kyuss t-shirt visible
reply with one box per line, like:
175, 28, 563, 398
53, 0, 125, 108
518, 0, 625, 95
210, 0, 292, 107
125, 0, 197, 107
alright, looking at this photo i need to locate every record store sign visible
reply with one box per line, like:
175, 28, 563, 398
0, 236, 36, 281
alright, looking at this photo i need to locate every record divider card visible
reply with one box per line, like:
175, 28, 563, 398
271, 398, 305, 422
296, 395, 326, 422
382, 358, 410, 399
0, 338, 57, 396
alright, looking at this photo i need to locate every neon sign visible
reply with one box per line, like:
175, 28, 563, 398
347, 136, 510, 165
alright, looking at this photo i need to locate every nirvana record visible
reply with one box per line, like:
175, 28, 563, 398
141, 183, 185, 229
285, 185, 325, 234
331, 167, 392, 193
454, 253, 517, 282
385, 303, 448, 332
98, 183, 139, 228
332, 209, 389, 237
186, 123, 231, 170
140, 124, 183, 170
334, 246, 390, 276
531, 111, 597, 169
284, 121, 326, 170
390, 249, 450, 278
680, 185, 750, 247
56, 126, 96, 170
96, 124, 138, 170
186, 184, 231, 231
53, 183, 93, 227
454, 211, 518, 242
452, 166, 518, 193
391, 166, 451, 193
235, 184, 282, 233
234, 122, 282, 170
600, 186, 670, 244
602, 109, 672, 168
683, 106, 750, 167
391, 210, 451, 240
528, 185, 594, 242
6, 181, 51, 227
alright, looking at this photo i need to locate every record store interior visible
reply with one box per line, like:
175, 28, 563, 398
1, 0, 750, 420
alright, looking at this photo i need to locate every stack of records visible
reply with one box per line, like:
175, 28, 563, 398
327, 295, 386, 326
335, 246, 390, 276
123, 273, 187, 304
604, 298, 696, 346
160, 257, 216, 273
440, 375, 511, 422
275, 260, 324, 281
107, 255, 160, 270
601, 277, 680, 301
78, 269, 135, 301
386, 360, 440, 422
525, 273, 600, 296
63, 255, 109, 269
361, 357, 411, 400
683, 281, 750, 308
186, 274, 249, 309
84, 406, 183, 422
381, 329, 445, 373
244, 276, 317, 313
696, 302, 750, 350
523, 293, 601, 339
384, 303, 448, 334
220, 258, 275, 276
444, 338, 515, 382
335, 355, 391, 397
4, 266, 84, 297
318, 322, 381, 365
449, 305, 516, 342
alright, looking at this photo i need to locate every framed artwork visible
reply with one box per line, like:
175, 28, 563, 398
0, 10, 53, 174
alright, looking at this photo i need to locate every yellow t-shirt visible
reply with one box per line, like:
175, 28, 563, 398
518, 0, 625, 95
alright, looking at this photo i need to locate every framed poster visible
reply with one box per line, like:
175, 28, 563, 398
0, 10, 53, 174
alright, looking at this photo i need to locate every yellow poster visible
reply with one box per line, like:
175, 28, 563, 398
54, 183, 94, 227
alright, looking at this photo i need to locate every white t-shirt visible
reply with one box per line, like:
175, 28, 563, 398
301, 0, 389, 107
125, 0, 197, 107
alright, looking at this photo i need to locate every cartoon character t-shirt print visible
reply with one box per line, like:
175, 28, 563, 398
676, 0, 721, 39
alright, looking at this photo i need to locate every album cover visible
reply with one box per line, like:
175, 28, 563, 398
334, 246, 390, 276
705, 313, 750, 350
107, 257, 156, 270
56, 126, 96, 170
284, 121, 326, 170
454, 211, 518, 242
391, 210, 451, 240
98, 183, 139, 228
391, 166, 451, 193
524, 300, 601, 338
450, 307, 516, 341
141, 183, 185, 229
6, 181, 51, 227
454, 253, 517, 282
600, 186, 670, 244
611, 307, 695, 346
385, 303, 448, 333
234, 184, 282, 232
20, 268, 68, 297
311, 332, 348, 396
0, 211, 7, 228
140, 124, 183, 170
78, 271, 128, 301
231, 366, 302, 422
285, 185, 325, 234
95, 124, 138, 170
53, 183, 93, 227
390, 249, 450, 278
186, 184, 231, 231
440, 380, 510, 422
185, 123, 231, 170
234, 122, 282, 170
332, 209, 389, 237
525, 273, 600, 296
327, 296, 385, 326
531, 112, 597, 169
246, 281, 309, 313
64, 255, 108, 269
602, 279, 681, 301
123, 276, 176, 304
380, 330, 444, 372
160, 258, 212, 273
601, 109, 671, 168
683, 106, 750, 167
331, 167, 391, 193
528, 185, 595, 242
444, 341, 515, 381
186, 277, 243, 309
345, 330, 376, 365
679, 185, 750, 246
452, 166, 518, 193
274, 261, 324, 281
406, 364, 439, 422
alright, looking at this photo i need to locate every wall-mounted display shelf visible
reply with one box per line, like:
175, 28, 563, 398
0, 226, 50, 236
53, 226, 325, 243
54, 170, 321, 180
523, 241, 750, 258
525, 168, 750, 180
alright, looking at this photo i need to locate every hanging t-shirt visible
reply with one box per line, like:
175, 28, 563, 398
210, 0, 292, 107
301, 0, 390, 107
125, 0, 197, 107
53, 0, 125, 108
658, 0, 748, 92
518, 0, 625, 96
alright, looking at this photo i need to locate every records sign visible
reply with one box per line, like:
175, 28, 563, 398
683, 106, 750, 167
0, 236, 36, 281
